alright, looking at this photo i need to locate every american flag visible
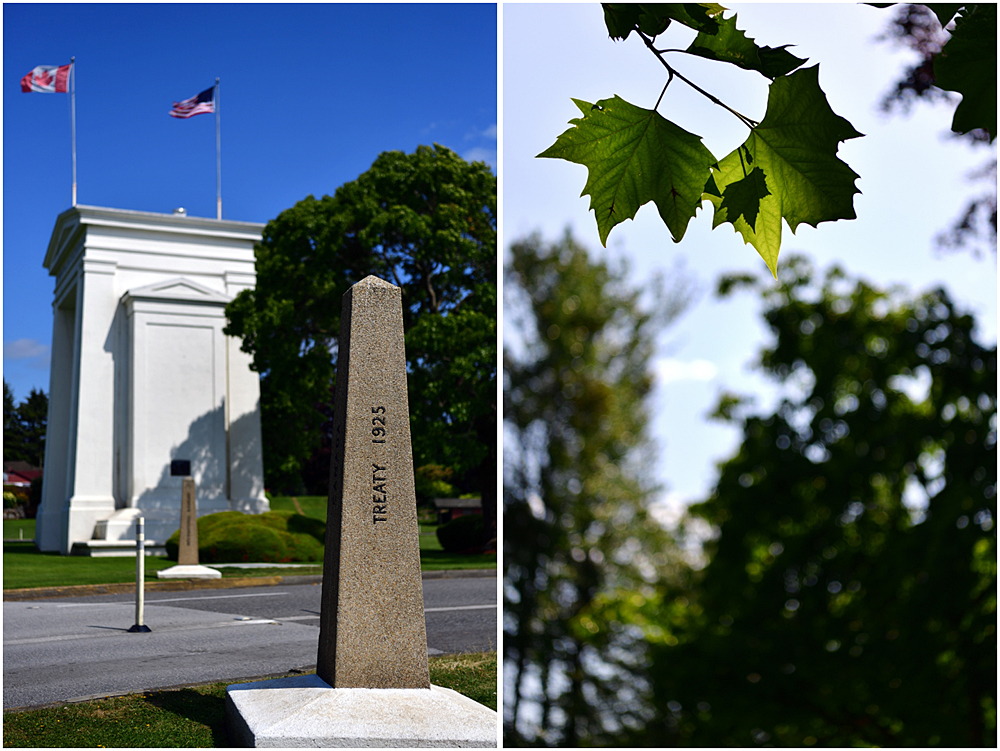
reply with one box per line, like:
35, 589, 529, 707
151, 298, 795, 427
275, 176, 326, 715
170, 86, 215, 118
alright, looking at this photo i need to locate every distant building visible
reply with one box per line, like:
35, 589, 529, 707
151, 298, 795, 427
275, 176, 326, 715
3, 461, 42, 488
433, 497, 483, 525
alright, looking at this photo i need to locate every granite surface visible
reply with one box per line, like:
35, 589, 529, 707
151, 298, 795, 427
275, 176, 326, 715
177, 478, 198, 566
316, 276, 430, 689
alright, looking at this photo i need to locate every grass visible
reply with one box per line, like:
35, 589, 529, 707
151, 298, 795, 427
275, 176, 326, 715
3, 542, 179, 590
267, 495, 328, 520
2, 651, 497, 747
3, 496, 493, 591
3, 518, 36, 540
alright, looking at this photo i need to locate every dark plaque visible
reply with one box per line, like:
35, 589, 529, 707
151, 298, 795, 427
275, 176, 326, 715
170, 459, 191, 477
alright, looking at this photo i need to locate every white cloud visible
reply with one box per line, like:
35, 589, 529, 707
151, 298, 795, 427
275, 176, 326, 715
463, 146, 497, 170
654, 358, 718, 386
466, 123, 497, 141
4, 338, 50, 362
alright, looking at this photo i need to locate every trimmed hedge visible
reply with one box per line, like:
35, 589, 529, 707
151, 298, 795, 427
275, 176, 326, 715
164, 510, 326, 563
436, 514, 487, 553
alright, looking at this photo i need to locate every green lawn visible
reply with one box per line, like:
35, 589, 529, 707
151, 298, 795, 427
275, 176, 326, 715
267, 495, 328, 520
2, 651, 497, 747
3, 542, 179, 590
3, 519, 36, 540
4, 500, 493, 590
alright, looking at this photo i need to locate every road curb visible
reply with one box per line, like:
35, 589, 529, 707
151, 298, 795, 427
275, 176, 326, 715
3, 569, 496, 601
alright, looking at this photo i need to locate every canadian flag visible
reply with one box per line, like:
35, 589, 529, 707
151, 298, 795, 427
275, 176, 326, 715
21, 63, 72, 93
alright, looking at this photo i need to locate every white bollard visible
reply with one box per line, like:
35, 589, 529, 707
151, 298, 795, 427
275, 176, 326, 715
128, 516, 151, 633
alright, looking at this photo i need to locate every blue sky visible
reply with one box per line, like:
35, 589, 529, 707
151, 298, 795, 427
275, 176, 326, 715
3, 2, 497, 403
503, 4, 997, 527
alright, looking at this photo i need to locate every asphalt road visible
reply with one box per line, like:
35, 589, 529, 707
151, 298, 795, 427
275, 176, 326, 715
3, 574, 497, 710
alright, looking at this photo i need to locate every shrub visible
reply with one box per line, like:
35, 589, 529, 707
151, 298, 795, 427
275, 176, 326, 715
414, 464, 455, 503
436, 514, 487, 553
164, 510, 326, 563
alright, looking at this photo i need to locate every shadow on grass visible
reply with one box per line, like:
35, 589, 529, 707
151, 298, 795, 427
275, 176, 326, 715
142, 687, 229, 747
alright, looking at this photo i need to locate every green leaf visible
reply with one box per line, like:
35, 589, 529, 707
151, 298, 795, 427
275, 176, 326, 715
707, 66, 863, 276
686, 13, 806, 79
720, 166, 770, 231
653, 3, 726, 34
602, 3, 725, 41
933, 3, 997, 141
538, 96, 717, 246
757, 45, 808, 79
924, 3, 964, 28
603, 4, 669, 41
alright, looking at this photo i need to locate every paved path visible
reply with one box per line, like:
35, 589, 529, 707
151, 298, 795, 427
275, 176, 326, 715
3, 575, 496, 709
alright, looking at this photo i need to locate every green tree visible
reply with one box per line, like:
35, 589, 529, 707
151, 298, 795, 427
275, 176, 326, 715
643, 256, 996, 746
503, 231, 690, 745
224, 145, 496, 532
3, 380, 20, 461
3, 380, 47, 468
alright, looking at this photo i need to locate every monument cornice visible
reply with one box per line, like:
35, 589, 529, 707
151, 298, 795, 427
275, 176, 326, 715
44, 205, 266, 276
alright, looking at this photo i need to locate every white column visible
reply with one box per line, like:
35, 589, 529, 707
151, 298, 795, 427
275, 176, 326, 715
61, 258, 119, 553
35, 294, 77, 551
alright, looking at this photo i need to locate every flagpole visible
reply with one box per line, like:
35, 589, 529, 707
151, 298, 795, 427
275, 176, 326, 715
215, 77, 221, 220
71, 56, 77, 207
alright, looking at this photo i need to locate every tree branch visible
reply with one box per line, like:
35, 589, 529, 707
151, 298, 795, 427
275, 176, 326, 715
639, 30, 758, 129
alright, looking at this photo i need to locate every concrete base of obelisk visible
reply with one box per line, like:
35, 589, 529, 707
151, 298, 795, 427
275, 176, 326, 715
225, 674, 497, 747
156, 564, 221, 579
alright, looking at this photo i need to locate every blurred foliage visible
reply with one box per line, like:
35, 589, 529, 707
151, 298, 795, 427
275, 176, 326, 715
503, 231, 691, 745
876, 3, 996, 256
643, 255, 996, 746
414, 464, 457, 503
224, 145, 496, 535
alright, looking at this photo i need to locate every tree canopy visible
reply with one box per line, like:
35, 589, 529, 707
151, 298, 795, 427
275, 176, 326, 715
224, 145, 496, 530
503, 250, 996, 745
503, 231, 691, 745
644, 257, 996, 746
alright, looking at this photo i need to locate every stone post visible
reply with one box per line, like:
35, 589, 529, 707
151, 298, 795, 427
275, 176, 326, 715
157, 475, 220, 580
317, 275, 430, 689
177, 478, 199, 566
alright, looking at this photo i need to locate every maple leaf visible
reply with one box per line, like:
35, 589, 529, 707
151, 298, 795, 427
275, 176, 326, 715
538, 96, 717, 246
603, 3, 726, 41
35, 69, 54, 88
720, 165, 770, 231
706, 65, 863, 276
685, 13, 806, 79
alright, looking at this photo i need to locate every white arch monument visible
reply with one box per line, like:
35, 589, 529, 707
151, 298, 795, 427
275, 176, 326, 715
36, 205, 270, 554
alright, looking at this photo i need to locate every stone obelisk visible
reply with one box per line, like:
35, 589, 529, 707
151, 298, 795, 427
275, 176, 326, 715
317, 275, 430, 688
225, 276, 495, 748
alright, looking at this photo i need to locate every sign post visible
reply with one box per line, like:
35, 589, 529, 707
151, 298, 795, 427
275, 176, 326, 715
128, 516, 151, 633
